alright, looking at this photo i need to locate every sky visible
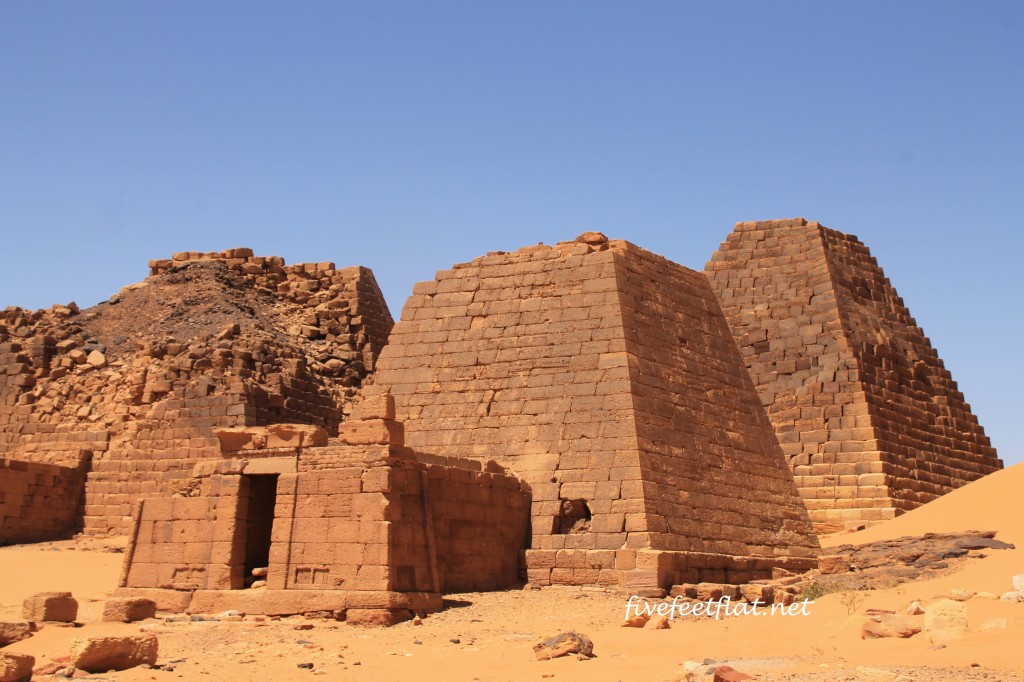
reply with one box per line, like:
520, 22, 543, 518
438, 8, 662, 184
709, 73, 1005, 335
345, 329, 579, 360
1, 2, 1021, 465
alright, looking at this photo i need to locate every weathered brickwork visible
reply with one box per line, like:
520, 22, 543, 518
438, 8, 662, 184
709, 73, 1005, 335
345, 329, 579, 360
371, 233, 819, 589
0, 455, 89, 544
1, 249, 393, 537
119, 402, 530, 622
706, 219, 1002, 532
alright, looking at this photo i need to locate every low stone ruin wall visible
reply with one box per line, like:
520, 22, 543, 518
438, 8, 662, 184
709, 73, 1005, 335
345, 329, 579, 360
0, 456, 88, 544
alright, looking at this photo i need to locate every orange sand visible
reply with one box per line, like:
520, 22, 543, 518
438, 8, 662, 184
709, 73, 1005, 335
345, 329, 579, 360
1, 465, 1022, 680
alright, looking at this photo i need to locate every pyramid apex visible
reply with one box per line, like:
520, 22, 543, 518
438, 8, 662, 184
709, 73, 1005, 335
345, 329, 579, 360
575, 231, 609, 246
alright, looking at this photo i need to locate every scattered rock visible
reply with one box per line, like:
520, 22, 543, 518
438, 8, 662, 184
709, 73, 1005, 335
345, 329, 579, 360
533, 632, 595, 661
0, 652, 34, 682
1000, 590, 1022, 602
643, 614, 671, 630
905, 601, 924, 615
621, 613, 650, 628
102, 598, 156, 623
948, 589, 976, 602
70, 635, 158, 673
251, 567, 268, 578
861, 614, 922, 639
713, 665, 753, 681
923, 599, 967, 643
22, 592, 77, 623
0, 621, 34, 646
297, 662, 314, 670
86, 350, 107, 368
1014, 573, 1024, 598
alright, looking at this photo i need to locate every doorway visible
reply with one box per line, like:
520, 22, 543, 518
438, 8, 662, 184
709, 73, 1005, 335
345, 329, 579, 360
238, 474, 278, 587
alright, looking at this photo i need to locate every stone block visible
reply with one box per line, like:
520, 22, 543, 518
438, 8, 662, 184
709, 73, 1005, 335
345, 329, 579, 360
70, 635, 159, 672
0, 652, 34, 682
102, 598, 157, 623
22, 592, 77, 622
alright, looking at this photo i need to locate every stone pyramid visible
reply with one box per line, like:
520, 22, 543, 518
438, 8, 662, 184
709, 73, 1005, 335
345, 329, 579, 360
370, 232, 818, 589
706, 219, 1002, 533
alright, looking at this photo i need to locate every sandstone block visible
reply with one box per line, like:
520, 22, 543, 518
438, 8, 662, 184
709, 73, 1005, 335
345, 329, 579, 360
102, 598, 157, 623
22, 592, 77, 622
70, 635, 158, 672
0, 652, 34, 682
0, 621, 34, 646
860, 614, 921, 639
923, 599, 967, 643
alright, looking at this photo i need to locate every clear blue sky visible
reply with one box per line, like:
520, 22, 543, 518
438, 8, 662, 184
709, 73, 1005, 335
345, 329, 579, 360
1, 2, 1021, 464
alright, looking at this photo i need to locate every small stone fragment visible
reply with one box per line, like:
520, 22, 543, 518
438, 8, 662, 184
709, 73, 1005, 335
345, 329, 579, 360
714, 665, 753, 681
948, 589, 976, 602
533, 632, 594, 661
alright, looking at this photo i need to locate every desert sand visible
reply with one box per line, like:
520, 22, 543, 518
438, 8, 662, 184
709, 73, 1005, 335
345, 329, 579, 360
2, 464, 1023, 681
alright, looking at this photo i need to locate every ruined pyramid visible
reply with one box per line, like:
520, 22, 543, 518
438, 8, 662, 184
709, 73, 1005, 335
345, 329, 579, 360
1, 249, 392, 540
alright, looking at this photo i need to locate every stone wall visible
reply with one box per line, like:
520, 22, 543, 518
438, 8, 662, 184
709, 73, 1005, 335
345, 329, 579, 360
0, 455, 89, 544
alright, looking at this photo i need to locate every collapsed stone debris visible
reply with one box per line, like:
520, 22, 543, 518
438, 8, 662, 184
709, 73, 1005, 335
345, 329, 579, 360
0, 221, 1002, 622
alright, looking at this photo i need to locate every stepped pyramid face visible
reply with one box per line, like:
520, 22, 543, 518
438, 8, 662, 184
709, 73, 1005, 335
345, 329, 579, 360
706, 219, 1002, 533
372, 234, 818, 588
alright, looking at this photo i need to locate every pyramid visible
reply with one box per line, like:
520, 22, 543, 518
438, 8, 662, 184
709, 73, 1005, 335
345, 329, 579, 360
370, 233, 818, 589
0, 249, 393, 538
706, 219, 1002, 533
